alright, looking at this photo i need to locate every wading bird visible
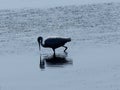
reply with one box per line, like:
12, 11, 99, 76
37, 36, 71, 54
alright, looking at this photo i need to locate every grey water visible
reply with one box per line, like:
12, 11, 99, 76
0, 2, 120, 90
0, 3, 120, 55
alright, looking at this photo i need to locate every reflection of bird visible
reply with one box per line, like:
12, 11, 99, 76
37, 36, 71, 54
39, 53, 73, 69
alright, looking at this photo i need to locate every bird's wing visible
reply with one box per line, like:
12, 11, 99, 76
44, 37, 70, 46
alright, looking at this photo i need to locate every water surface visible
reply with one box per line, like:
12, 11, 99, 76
0, 3, 120, 90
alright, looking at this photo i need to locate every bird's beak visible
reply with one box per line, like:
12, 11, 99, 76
38, 41, 41, 51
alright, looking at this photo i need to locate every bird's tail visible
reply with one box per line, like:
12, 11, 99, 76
67, 38, 71, 42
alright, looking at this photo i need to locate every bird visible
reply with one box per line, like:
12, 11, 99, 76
37, 36, 71, 54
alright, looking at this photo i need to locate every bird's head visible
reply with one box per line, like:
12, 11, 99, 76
37, 36, 43, 51
37, 36, 42, 42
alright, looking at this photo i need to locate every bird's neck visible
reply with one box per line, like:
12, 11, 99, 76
40, 38, 45, 47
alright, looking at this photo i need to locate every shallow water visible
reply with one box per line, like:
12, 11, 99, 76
1, 45, 120, 90
0, 3, 120, 90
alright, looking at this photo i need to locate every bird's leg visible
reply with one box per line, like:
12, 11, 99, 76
63, 46, 68, 52
52, 48, 56, 55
